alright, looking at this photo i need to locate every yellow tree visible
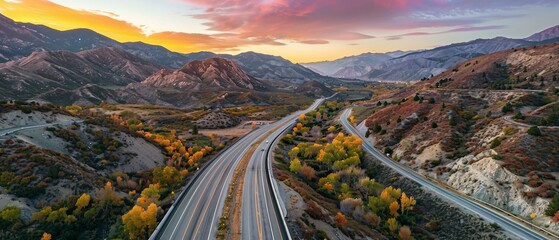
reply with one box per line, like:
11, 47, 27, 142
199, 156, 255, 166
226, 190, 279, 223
400, 192, 416, 215
389, 201, 400, 217
40, 232, 52, 240
75, 193, 91, 211
122, 203, 158, 240
387, 218, 399, 232
289, 158, 302, 173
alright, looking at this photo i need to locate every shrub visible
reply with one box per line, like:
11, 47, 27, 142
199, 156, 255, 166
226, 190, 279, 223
490, 138, 501, 149
527, 126, 542, 136
431, 122, 438, 128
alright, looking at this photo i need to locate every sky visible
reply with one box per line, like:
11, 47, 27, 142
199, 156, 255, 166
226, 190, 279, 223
0, 0, 557, 63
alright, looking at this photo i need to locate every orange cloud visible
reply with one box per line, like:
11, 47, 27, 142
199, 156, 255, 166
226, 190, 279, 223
0, 0, 285, 53
0, 0, 145, 42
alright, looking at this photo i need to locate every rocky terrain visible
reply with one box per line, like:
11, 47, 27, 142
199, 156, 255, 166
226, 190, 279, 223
0, 47, 163, 100
360, 42, 559, 231
195, 109, 242, 129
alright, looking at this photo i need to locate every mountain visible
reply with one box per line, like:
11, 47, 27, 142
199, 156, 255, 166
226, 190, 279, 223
363, 37, 532, 81
300, 25, 559, 82
295, 80, 334, 97
139, 58, 266, 90
302, 52, 393, 78
0, 13, 336, 85
176, 51, 341, 85
0, 47, 163, 100
525, 25, 559, 42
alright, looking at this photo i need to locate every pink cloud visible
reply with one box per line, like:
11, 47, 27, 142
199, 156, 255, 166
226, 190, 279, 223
178, 0, 557, 43
386, 25, 506, 40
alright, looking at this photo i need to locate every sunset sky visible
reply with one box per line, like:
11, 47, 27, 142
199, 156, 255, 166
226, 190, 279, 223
0, 0, 557, 62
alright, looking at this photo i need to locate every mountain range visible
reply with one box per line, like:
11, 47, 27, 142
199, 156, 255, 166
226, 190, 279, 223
302, 25, 559, 81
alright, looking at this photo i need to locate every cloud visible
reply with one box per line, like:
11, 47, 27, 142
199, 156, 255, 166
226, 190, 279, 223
386, 25, 506, 40
298, 39, 329, 45
0, 0, 285, 53
179, 0, 558, 43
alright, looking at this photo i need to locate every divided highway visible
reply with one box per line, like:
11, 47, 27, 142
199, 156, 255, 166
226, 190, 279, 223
340, 108, 554, 240
241, 97, 327, 240
150, 98, 328, 240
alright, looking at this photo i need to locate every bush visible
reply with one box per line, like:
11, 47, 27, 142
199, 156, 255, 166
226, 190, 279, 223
384, 147, 393, 155
431, 122, 438, 128
527, 126, 542, 136
490, 138, 501, 148
546, 194, 559, 216
502, 103, 514, 113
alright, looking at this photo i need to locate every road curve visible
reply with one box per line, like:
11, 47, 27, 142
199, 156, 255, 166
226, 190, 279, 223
0, 120, 83, 136
340, 108, 555, 240
150, 98, 327, 240
241, 97, 326, 240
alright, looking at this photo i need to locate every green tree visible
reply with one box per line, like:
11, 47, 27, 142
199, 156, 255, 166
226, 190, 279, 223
527, 126, 542, 136
490, 138, 501, 149
502, 103, 514, 113
290, 158, 302, 173
546, 194, 559, 216
0, 206, 21, 222
431, 122, 438, 128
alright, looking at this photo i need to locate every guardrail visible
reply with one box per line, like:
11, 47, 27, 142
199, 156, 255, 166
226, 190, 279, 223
341, 108, 558, 240
265, 122, 296, 240
148, 136, 245, 240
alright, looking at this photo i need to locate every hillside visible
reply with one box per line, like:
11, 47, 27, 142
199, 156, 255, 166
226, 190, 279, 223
525, 25, 559, 42
295, 80, 334, 97
302, 52, 393, 78
358, 42, 559, 231
0, 47, 163, 100
139, 58, 266, 90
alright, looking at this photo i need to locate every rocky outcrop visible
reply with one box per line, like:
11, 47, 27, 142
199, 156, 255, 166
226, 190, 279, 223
140, 58, 266, 90
195, 109, 241, 129
447, 150, 549, 217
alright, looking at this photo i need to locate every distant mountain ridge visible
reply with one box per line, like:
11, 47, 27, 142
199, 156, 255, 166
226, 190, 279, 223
0, 13, 339, 86
525, 25, 559, 42
302, 25, 559, 81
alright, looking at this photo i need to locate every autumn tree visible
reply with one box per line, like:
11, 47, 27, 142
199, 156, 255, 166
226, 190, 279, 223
0, 206, 20, 222
122, 203, 158, 240
40, 232, 52, 240
300, 164, 316, 180
399, 226, 412, 240
389, 201, 400, 217
75, 193, 91, 212
387, 217, 399, 232
153, 166, 182, 188
400, 192, 416, 215
289, 158, 302, 173
334, 212, 347, 229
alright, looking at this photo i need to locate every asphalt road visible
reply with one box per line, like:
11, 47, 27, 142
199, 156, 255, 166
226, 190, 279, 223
151, 98, 326, 240
340, 108, 555, 240
240, 97, 326, 240
0, 120, 83, 137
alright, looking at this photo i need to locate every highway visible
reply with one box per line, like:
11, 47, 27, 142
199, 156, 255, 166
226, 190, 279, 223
150, 98, 327, 240
240, 97, 327, 240
340, 108, 555, 240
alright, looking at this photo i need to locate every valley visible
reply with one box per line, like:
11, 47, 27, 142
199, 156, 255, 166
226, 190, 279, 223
0, 4, 558, 240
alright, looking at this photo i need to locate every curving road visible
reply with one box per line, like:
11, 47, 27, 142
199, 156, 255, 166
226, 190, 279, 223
0, 120, 83, 137
340, 108, 556, 240
150, 97, 329, 240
